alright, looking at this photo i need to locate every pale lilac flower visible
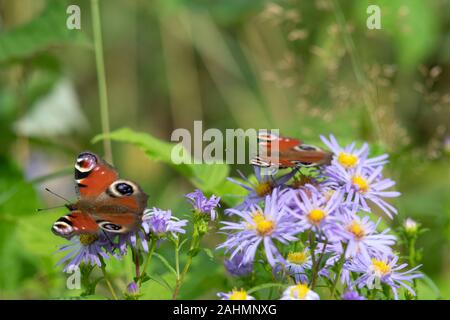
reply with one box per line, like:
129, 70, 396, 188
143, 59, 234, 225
116, 229, 149, 255
280, 283, 320, 300
185, 189, 220, 220
283, 249, 313, 283
326, 165, 400, 218
224, 253, 253, 277
217, 289, 255, 300
56, 233, 118, 272
286, 185, 343, 236
218, 188, 303, 267
349, 254, 423, 300
342, 290, 366, 300
142, 208, 188, 238
334, 208, 396, 259
227, 166, 296, 211
115, 208, 187, 254
320, 134, 388, 171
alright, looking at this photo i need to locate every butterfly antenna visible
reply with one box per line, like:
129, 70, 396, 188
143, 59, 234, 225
44, 188, 71, 203
36, 205, 67, 213
102, 230, 115, 247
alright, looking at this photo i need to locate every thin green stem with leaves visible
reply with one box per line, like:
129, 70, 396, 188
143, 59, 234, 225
91, 0, 113, 163
138, 240, 157, 287
172, 225, 202, 300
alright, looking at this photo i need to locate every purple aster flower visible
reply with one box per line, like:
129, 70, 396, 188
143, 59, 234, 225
280, 283, 320, 300
185, 189, 220, 221
286, 185, 343, 236
227, 166, 297, 211
342, 290, 366, 300
320, 134, 388, 171
217, 188, 303, 267
115, 208, 187, 254
326, 165, 400, 218
56, 233, 118, 272
334, 208, 396, 259
224, 253, 253, 277
217, 289, 255, 300
142, 208, 188, 238
349, 254, 423, 300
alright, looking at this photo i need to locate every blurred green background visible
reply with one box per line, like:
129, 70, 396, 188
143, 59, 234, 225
0, 0, 449, 299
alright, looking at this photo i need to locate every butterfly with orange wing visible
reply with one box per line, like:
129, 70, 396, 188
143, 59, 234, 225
251, 132, 333, 168
52, 152, 148, 239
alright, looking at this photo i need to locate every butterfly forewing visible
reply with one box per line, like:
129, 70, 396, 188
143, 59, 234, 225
52, 152, 148, 238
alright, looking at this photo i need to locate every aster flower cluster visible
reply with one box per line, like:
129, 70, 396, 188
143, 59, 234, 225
56, 207, 188, 272
54, 189, 220, 299
217, 134, 424, 300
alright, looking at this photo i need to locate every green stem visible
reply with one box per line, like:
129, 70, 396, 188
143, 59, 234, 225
311, 238, 328, 289
408, 237, 418, 298
330, 244, 347, 299
174, 238, 181, 279
172, 230, 201, 300
91, 0, 113, 163
138, 240, 157, 287
100, 258, 118, 300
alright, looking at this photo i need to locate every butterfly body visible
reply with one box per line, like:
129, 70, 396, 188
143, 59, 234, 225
252, 132, 332, 168
52, 152, 148, 239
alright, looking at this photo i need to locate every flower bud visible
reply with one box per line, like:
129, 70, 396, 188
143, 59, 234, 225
404, 218, 419, 236
126, 282, 139, 295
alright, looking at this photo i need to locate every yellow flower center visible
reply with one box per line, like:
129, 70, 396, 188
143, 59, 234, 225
352, 175, 369, 193
287, 251, 308, 265
308, 209, 326, 224
255, 182, 273, 197
371, 259, 391, 275
229, 289, 248, 300
290, 283, 310, 299
79, 234, 99, 246
347, 220, 365, 239
338, 152, 358, 168
246, 211, 275, 236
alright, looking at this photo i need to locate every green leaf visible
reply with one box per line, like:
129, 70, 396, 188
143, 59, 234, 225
420, 274, 442, 299
92, 127, 230, 194
202, 248, 214, 260
153, 253, 177, 276
140, 272, 176, 299
0, 0, 91, 63
247, 283, 286, 294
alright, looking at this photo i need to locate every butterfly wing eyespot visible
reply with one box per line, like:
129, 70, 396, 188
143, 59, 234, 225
294, 144, 321, 152
98, 221, 125, 233
75, 152, 98, 173
74, 151, 119, 197
106, 180, 138, 198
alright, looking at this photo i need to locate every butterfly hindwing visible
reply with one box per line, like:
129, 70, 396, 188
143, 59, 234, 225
52, 210, 99, 239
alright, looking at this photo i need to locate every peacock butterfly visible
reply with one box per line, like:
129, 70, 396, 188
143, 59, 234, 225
251, 132, 332, 168
52, 152, 148, 239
